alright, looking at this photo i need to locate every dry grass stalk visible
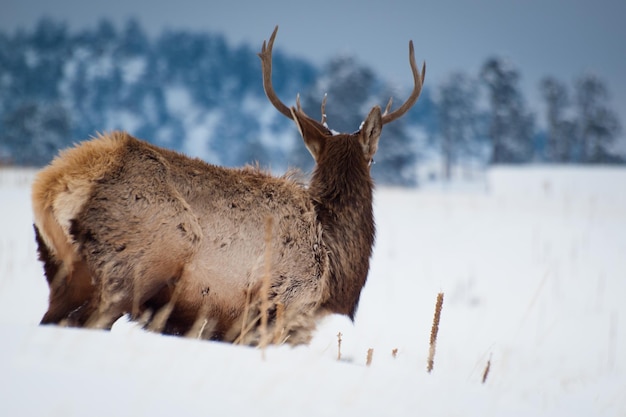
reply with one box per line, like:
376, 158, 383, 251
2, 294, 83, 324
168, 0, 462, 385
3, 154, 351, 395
482, 353, 492, 384
131, 275, 141, 321
146, 280, 184, 333
184, 303, 215, 339
260, 216, 274, 353
146, 301, 174, 333
237, 282, 254, 343
272, 302, 285, 344
233, 310, 263, 345
366, 348, 374, 366
130, 267, 149, 324
392, 348, 398, 358
186, 318, 217, 340
337, 332, 343, 361
135, 309, 153, 328
427, 292, 444, 373
197, 319, 209, 337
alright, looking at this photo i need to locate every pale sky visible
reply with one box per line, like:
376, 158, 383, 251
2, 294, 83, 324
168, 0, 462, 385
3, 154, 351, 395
3, 0, 626, 125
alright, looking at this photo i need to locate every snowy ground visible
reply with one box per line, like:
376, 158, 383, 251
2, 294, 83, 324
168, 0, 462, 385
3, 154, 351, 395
0, 166, 624, 416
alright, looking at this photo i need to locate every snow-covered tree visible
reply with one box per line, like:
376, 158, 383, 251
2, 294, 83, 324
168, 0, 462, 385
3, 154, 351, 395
437, 72, 482, 179
539, 77, 577, 162
481, 57, 535, 164
1, 101, 71, 165
575, 74, 622, 163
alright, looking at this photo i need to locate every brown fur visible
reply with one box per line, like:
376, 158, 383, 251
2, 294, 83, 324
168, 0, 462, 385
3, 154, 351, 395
32, 28, 423, 345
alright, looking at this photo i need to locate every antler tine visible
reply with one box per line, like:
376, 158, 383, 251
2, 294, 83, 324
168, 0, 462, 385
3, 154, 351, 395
296, 92, 327, 123
296, 93, 303, 112
381, 40, 426, 125
258, 26, 293, 120
383, 97, 393, 117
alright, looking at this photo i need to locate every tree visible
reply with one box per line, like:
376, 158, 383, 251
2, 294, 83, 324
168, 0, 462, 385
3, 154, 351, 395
575, 74, 622, 163
27, 18, 70, 101
481, 58, 535, 163
437, 72, 481, 179
0, 17, 428, 176
1, 101, 71, 165
118, 18, 150, 57
540, 77, 576, 162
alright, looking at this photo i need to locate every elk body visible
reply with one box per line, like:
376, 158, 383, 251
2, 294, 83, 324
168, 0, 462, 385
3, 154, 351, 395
32, 27, 425, 345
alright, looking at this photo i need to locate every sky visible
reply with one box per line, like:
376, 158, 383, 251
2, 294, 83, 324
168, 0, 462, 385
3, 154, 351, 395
2, 0, 626, 126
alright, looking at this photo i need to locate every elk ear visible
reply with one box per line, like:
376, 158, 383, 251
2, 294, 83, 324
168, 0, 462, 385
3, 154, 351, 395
290, 107, 331, 161
360, 106, 382, 159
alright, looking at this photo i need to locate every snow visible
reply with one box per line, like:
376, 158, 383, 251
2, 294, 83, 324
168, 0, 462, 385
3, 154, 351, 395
0, 166, 624, 416
182, 112, 221, 162
243, 93, 293, 151
164, 86, 222, 162
119, 57, 147, 85
106, 109, 144, 135
164, 85, 193, 113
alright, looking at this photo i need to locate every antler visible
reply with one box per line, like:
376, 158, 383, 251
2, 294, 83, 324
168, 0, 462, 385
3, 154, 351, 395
260, 26, 328, 125
260, 26, 425, 127
259, 26, 293, 120
381, 40, 426, 125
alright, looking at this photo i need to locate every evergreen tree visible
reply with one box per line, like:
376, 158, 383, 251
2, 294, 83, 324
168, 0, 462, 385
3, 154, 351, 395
437, 72, 481, 179
575, 74, 622, 163
2, 101, 71, 165
27, 18, 70, 101
118, 18, 150, 57
481, 57, 534, 163
0, 17, 515, 177
540, 77, 574, 162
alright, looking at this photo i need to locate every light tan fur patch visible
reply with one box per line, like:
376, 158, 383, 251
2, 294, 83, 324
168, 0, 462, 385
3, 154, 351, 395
31, 132, 129, 268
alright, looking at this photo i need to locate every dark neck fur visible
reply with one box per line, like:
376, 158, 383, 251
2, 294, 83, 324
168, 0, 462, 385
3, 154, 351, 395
308, 140, 375, 319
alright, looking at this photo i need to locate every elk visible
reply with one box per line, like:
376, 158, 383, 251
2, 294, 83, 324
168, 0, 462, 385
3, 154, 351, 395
32, 26, 425, 345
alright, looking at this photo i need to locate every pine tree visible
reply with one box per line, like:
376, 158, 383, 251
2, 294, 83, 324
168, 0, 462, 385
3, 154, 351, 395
481, 58, 534, 164
437, 72, 481, 179
540, 77, 576, 162
575, 74, 622, 163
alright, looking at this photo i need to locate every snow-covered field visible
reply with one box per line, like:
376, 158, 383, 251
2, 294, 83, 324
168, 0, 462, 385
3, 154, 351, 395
1, 166, 624, 416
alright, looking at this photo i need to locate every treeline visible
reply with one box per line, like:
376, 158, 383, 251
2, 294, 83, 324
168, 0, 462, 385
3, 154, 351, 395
437, 59, 623, 179
0, 18, 623, 186
0, 18, 423, 185
0, 18, 316, 168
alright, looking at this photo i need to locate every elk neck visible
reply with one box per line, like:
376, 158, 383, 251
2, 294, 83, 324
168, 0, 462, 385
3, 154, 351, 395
307, 139, 375, 320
